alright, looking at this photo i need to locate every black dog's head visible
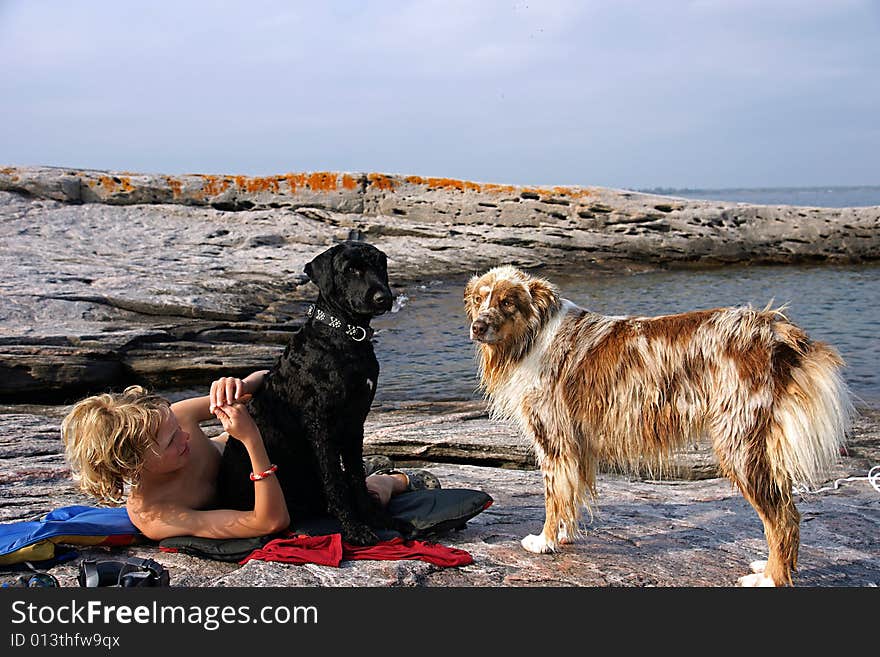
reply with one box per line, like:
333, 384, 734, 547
304, 241, 393, 317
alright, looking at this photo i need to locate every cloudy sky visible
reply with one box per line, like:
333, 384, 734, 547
1, 0, 878, 189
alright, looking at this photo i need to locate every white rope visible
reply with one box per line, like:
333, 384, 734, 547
793, 465, 880, 496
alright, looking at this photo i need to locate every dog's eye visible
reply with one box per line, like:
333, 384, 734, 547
502, 299, 516, 311
472, 295, 483, 304
349, 267, 363, 277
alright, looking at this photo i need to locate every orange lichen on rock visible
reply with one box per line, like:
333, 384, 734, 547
231, 176, 281, 194
481, 183, 519, 195
368, 173, 396, 191
403, 176, 482, 193
97, 176, 135, 194
282, 174, 300, 194
281, 172, 342, 195
199, 175, 231, 196
434, 178, 482, 192
165, 177, 183, 198
551, 185, 592, 199
399, 175, 591, 199
306, 172, 339, 192
518, 185, 592, 201
2, 167, 594, 204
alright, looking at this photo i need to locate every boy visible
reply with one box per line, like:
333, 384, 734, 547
61, 371, 421, 540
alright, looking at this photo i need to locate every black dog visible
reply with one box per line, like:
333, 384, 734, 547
217, 241, 394, 545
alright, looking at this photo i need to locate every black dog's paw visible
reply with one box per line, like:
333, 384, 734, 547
362, 505, 395, 531
342, 523, 380, 546
390, 517, 415, 540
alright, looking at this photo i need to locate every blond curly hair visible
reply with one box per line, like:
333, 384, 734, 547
61, 386, 171, 505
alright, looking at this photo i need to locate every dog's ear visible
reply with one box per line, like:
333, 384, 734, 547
374, 248, 389, 279
304, 246, 340, 295
463, 275, 481, 319
527, 277, 559, 317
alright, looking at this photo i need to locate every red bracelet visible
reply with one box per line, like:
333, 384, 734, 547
249, 464, 278, 481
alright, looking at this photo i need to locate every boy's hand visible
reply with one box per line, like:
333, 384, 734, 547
212, 402, 260, 445
210, 377, 252, 412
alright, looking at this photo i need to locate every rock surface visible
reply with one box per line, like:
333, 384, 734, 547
1, 402, 878, 587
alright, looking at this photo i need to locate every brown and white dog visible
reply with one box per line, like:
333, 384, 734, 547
464, 265, 854, 586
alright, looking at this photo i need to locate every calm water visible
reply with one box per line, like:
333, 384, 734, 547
371, 264, 880, 408
636, 186, 880, 208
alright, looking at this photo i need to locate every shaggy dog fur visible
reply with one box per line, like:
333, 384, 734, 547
465, 265, 854, 586
217, 241, 395, 545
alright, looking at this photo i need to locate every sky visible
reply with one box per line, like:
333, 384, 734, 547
1, 0, 879, 190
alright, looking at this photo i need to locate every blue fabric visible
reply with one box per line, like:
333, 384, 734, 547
0, 505, 140, 557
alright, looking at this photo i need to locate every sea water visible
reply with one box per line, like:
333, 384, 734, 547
372, 263, 880, 408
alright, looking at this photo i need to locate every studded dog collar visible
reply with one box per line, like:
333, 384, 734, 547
306, 304, 374, 342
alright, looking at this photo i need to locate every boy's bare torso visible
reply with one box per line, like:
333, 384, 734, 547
128, 419, 227, 515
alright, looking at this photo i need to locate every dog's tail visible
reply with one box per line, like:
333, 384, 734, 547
769, 329, 855, 489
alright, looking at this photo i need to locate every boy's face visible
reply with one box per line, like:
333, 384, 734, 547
143, 409, 191, 474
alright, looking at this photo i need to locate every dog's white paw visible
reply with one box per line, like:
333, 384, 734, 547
521, 534, 554, 554
736, 559, 775, 586
737, 572, 776, 587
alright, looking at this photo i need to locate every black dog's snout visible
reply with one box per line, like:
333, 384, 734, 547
372, 289, 393, 309
471, 320, 488, 337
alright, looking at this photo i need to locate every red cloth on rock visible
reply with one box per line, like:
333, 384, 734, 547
239, 532, 473, 568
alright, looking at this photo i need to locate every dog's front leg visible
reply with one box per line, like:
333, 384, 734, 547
522, 456, 563, 554
308, 419, 379, 546
315, 447, 380, 546
340, 436, 394, 531
520, 416, 594, 554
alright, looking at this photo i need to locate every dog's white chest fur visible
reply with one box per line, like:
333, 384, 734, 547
490, 300, 577, 426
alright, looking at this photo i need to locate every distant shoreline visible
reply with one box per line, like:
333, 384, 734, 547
636, 185, 880, 208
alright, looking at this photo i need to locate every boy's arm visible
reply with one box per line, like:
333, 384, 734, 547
129, 400, 289, 541
171, 370, 269, 425
128, 495, 289, 541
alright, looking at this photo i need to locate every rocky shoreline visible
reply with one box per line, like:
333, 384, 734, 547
1, 165, 878, 402
1, 165, 878, 586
